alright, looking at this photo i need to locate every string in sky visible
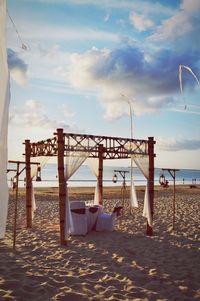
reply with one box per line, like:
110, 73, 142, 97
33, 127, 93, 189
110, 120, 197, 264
7, 9, 29, 51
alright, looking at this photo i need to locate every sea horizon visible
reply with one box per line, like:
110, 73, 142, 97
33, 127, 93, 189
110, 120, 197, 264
7, 162, 200, 188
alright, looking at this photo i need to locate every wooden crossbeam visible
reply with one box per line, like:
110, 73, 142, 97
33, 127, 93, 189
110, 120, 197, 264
27, 131, 149, 158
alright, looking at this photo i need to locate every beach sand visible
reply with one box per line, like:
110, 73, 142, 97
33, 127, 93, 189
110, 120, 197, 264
0, 185, 200, 301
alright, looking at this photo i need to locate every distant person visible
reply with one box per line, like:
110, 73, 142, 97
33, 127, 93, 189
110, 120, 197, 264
163, 180, 169, 188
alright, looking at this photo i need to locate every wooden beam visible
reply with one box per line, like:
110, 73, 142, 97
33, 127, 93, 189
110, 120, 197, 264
8, 160, 39, 165
7, 169, 16, 173
25, 139, 32, 228
98, 144, 104, 205
29, 131, 149, 158
146, 137, 155, 236
13, 162, 20, 250
57, 128, 67, 246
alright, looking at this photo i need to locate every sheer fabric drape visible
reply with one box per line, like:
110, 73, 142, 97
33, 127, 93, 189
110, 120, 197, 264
130, 160, 138, 208
64, 151, 89, 238
87, 155, 138, 208
30, 157, 49, 218
0, 0, 11, 239
86, 158, 100, 205
124, 142, 138, 208
131, 155, 152, 226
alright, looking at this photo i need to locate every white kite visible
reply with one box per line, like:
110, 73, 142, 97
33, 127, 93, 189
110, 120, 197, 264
179, 64, 200, 109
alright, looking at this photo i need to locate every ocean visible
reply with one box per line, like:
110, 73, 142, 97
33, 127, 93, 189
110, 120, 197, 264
7, 163, 200, 188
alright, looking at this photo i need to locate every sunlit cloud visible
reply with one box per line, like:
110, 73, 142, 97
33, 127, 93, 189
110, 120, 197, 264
7, 43, 72, 84
129, 12, 154, 32
149, 0, 200, 46
68, 44, 198, 120
149, 13, 193, 42
25, 99, 44, 111
9, 99, 79, 132
181, 0, 200, 12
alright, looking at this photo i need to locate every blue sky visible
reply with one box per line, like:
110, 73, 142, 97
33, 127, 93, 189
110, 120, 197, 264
6, 0, 200, 168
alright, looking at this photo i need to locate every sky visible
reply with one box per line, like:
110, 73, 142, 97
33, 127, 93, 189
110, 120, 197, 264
6, 0, 200, 169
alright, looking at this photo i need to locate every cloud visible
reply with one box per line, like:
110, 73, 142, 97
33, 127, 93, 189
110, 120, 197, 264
9, 99, 78, 132
149, 12, 193, 42
157, 137, 200, 151
12, 21, 119, 43
6, 43, 72, 85
8, 0, 200, 124
7, 48, 28, 85
129, 12, 154, 32
181, 0, 200, 12
149, 0, 200, 47
25, 99, 44, 111
68, 45, 198, 120
25, 0, 174, 16
23, 44, 72, 83
61, 104, 76, 118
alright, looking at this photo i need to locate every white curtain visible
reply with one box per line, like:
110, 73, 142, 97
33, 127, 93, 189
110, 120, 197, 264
130, 159, 138, 208
0, 0, 10, 239
86, 158, 100, 205
30, 156, 49, 218
124, 142, 138, 208
64, 151, 89, 238
131, 155, 152, 226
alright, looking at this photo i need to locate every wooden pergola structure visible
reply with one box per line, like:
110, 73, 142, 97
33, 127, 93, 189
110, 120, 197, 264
25, 128, 156, 245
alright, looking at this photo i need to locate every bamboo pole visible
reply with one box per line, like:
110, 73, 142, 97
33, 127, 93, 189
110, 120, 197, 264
98, 144, 104, 205
25, 139, 32, 228
162, 168, 179, 231
121, 178, 126, 210
162, 169, 179, 231
57, 128, 67, 246
9, 159, 40, 248
13, 162, 19, 250
147, 137, 155, 236
173, 173, 176, 230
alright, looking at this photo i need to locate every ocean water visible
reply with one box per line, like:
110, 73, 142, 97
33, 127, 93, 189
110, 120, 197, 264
7, 163, 200, 188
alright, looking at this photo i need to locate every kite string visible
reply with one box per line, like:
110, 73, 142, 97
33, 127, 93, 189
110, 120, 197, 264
7, 9, 28, 50
179, 65, 187, 110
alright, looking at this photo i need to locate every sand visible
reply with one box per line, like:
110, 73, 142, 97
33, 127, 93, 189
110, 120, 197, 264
0, 185, 200, 301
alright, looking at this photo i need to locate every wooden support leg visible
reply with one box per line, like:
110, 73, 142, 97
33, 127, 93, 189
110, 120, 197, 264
25, 140, 32, 228
57, 128, 67, 246
147, 137, 155, 236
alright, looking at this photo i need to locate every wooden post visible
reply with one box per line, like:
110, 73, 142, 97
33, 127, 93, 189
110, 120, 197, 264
147, 137, 155, 236
25, 139, 32, 228
98, 144, 104, 205
173, 173, 176, 230
57, 128, 67, 246
162, 168, 179, 231
122, 178, 126, 210
13, 162, 19, 250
